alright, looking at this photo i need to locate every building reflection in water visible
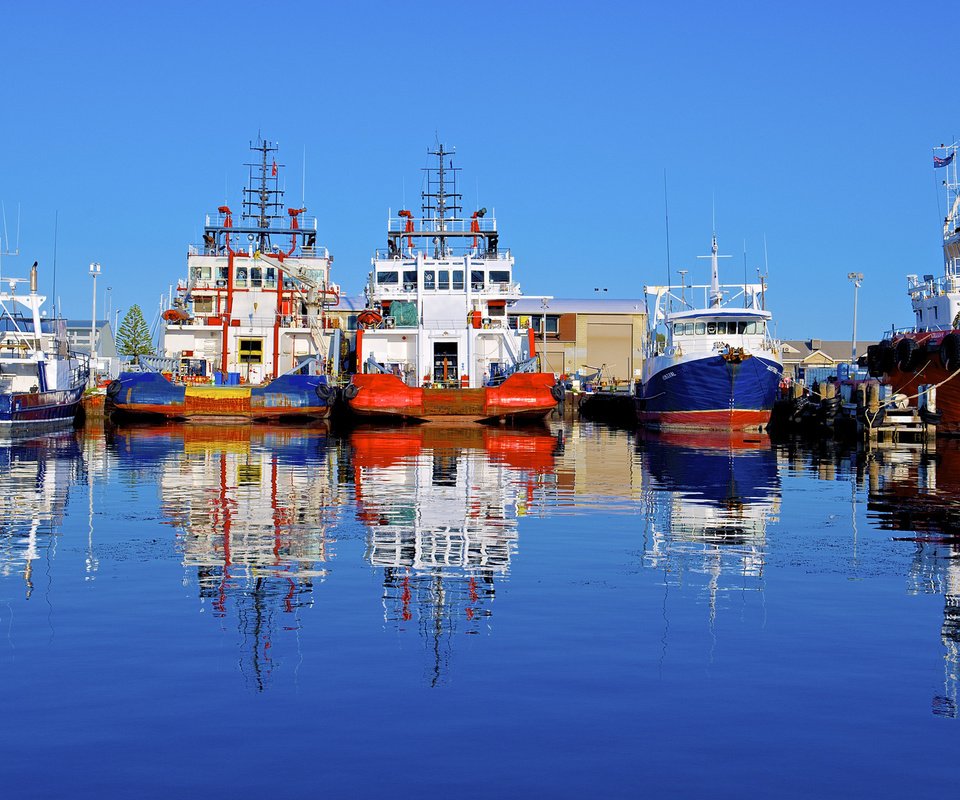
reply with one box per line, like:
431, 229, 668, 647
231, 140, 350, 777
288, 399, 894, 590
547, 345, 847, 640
638, 431, 781, 615
108, 423, 338, 690
0, 432, 85, 598
350, 425, 561, 685
867, 443, 960, 718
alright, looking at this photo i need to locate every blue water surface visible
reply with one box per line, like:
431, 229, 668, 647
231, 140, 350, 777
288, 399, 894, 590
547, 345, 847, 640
0, 422, 956, 798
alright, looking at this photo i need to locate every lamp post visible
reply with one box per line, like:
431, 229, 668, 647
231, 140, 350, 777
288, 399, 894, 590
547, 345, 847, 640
847, 271, 863, 364
541, 297, 549, 372
89, 262, 101, 386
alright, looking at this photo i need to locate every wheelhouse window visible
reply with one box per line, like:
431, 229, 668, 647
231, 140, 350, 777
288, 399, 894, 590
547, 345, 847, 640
238, 338, 263, 364
453, 270, 464, 290
471, 270, 484, 289
264, 267, 277, 289
673, 323, 684, 336
235, 267, 248, 287
217, 266, 229, 285
695, 322, 706, 335
250, 267, 263, 288
377, 271, 399, 285
193, 297, 214, 314
424, 271, 436, 290
489, 270, 510, 285
438, 270, 450, 290
403, 270, 418, 289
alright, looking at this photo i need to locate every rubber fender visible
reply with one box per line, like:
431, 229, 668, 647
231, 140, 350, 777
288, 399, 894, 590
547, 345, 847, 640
343, 382, 360, 400
940, 333, 960, 372
895, 337, 919, 372
315, 383, 336, 402
106, 380, 122, 398
550, 383, 565, 402
920, 406, 943, 425
866, 344, 884, 378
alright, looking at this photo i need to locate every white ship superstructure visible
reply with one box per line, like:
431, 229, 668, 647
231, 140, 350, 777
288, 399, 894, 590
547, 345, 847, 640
161, 137, 340, 383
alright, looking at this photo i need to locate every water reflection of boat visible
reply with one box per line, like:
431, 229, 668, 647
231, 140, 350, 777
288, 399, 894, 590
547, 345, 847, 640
867, 442, 960, 717
0, 432, 84, 596
639, 430, 780, 595
108, 422, 337, 691
350, 425, 560, 684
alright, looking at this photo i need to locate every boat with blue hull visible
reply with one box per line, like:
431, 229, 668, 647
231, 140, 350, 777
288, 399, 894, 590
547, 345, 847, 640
636, 234, 783, 431
106, 369, 334, 421
0, 262, 89, 433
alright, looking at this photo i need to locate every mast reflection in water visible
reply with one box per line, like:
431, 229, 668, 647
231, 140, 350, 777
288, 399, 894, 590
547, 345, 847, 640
350, 425, 561, 685
867, 442, 960, 718
108, 423, 337, 691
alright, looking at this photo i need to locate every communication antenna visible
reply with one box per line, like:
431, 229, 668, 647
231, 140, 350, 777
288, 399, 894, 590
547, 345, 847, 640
53, 210, 59, 309
663, 170, 672, 310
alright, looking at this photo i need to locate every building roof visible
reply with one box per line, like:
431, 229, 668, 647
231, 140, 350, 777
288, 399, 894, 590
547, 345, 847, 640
508, 298, 647, 314
782, 339, 873, 362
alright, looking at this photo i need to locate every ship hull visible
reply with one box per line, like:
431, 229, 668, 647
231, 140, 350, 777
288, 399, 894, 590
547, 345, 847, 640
872, 332, 960, 435
0, 385, 85, 432
636, 353, 782, 432
346, 372, 559, 423
107, 372, 333, 421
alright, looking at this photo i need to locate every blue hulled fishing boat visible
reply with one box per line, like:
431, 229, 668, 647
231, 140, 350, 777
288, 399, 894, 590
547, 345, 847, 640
0, 262, 88, 432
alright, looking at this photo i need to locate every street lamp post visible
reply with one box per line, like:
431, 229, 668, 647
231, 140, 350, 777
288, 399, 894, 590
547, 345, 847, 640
89, 262, 101, 386
541, 298, 549, 372
847, 271, 863, 364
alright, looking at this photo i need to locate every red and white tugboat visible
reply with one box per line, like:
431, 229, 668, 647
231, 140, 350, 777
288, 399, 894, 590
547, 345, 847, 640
866, 142, 960, 433
343, 144, 563, 423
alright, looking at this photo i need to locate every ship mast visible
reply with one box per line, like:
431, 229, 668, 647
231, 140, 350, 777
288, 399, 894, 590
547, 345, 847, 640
422, 144, 462, 258
939, 142, 960, 278
242, 137, 284, 252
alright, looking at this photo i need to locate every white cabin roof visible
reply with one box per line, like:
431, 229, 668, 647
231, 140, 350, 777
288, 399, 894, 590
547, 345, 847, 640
667, 307, 771, 323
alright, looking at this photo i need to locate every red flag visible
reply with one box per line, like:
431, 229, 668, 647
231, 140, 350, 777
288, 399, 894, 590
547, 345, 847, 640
271, 160, 277, 176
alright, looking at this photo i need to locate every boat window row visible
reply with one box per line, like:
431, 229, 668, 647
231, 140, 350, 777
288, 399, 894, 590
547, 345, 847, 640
375, 268, 511, 291
672, 319, 764, 336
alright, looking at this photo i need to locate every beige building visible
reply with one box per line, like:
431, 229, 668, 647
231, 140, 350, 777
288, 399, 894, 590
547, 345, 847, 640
328, 296, 647, 386
781, 339, 873, 380
508, 298, 647, 385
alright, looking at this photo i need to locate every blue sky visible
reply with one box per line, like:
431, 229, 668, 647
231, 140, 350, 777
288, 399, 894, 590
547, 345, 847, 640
0, 0, 954, 340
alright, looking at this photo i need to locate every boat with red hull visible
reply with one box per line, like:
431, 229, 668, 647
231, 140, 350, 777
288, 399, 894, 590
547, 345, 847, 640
342, 144, 563, 424
866, 142, 960, 434
348, 372, 559, 423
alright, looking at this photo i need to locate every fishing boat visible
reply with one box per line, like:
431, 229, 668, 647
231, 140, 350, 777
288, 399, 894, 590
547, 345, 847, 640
107, 137, 339, 421
635, 233, 783, 431
0, 261, 88, 432
865, 142, 960, 434
342, 144, 564, 423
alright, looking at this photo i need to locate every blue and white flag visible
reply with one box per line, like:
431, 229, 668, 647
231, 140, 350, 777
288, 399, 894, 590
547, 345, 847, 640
934, 153, 955, 168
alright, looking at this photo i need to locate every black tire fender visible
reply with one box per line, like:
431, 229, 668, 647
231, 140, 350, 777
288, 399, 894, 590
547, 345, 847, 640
106, 380, 122, 398
895, 337, 919, 372
940, 333, 960, 372
343, 383, 360, 401
550, 383, 565, 402
315, 383, 335, 402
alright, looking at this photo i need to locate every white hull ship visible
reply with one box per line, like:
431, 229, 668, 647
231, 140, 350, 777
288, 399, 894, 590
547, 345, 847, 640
107, 138, 340, 420
344, 144, 563, 423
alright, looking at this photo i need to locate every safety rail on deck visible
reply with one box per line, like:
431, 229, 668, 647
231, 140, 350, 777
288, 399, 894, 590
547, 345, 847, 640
187, 244, 331, 259
163, 315, 343, 329
373, 247, 512, 261
907, 273, 959, 299
369, 280, 522, 296
387, 215, 497, 235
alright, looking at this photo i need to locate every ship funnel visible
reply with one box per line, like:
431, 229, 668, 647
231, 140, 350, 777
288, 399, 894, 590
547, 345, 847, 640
30, 261, 38, 293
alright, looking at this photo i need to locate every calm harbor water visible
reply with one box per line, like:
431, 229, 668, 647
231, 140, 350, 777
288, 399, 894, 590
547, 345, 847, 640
0, 420, 957, 797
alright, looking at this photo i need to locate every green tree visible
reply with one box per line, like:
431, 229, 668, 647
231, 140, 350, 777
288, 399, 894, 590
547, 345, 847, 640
117, 304, 155, 364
